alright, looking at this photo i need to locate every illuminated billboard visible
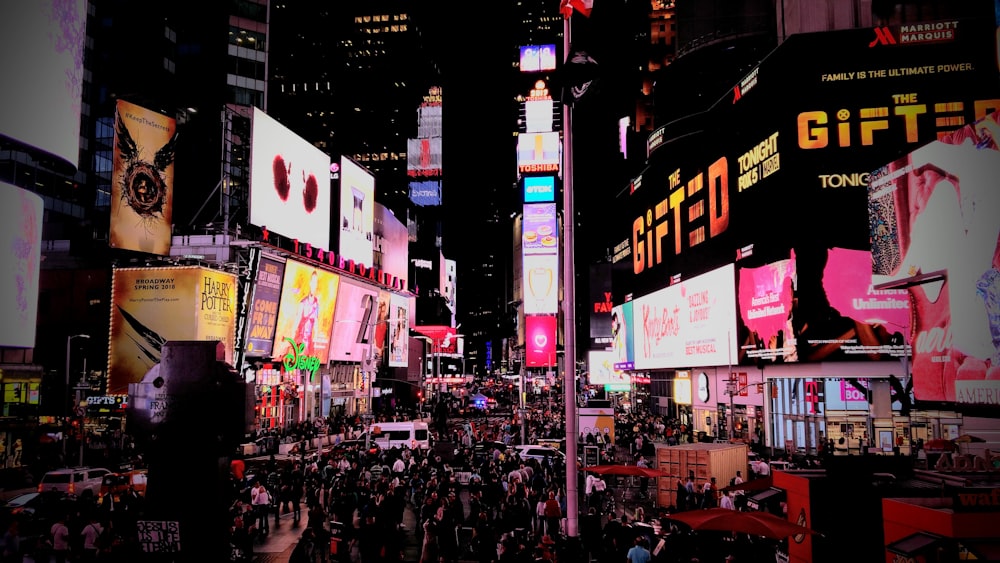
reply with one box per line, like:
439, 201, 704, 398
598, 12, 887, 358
632, 264, 738, 370
271, 260, 340, 366
522, 203, 558, 255
109, 267, 237, 393
525, 315, 558, 367
0, 183, 43, 348
619, 20, 1000, 302
519, 44, 557, 73
523, 253, 559, 315
375, 202, 409, 288
736, 248, 911, 365
245, 255, 286, 358
588, 350, 628, 386
517, 132, 560, 174
250, 107, 331, 250
338, 156, 375, 268
867, 110, 1000, 404
523, 176, 556, 203
409, 179, 442, 207
387, 292, 409, 367
524, 98, 555, 133
110, 100, 176, 255
328, 279, 379, 362
0, 0, 86, 169
407, 137, 443, 177
590, 263, 613, 341
611, 301, 635, 371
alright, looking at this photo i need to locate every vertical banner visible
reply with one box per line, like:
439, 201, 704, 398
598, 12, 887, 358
387, 293, 409, 367
109, 267, 236, 393
372, 291, 392, 366
245, 255, 285, 357
525, 315, 558, 367
611, 301, 635, 371
328, 280, 379, 362
338, 156, 376, 268
0, 183, 43, 348
589, 262, 613, 341
522, 203, 559, 254
271, 260, 340, 366
523, 254, 560, 314
110, 99, 176, 255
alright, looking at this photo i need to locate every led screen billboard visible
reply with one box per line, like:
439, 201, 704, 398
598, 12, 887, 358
372, 291, 392, 366
519, 44, 557, 73
0, 183, 42, 348
250, 108, 331, 250
375, 202, 409, 287
632, 264, 738, 370
524, 98, 556, 133
588, 350, 628, 386
245, 255, 285, 358
523, 176, 556, 203
867, 110, 1000, 404
617, 19, 1000, 304
523, 254, 559, 315
109, 267, 237, 393
736, 248, 911, 365
590, 263, 613, 341
328, 280, 379, 362
387, 293, 410, 367
0, 0, 86, 169
611, 301, 635, 371
522, 203, 558, 255
271, 260, 340, 366
338, 156, 375, 268
525, 315, 558, 367
110, 100, 176, 255
409, 179, 442, 207
407, 137, 443, 177
517, 132, 560, 174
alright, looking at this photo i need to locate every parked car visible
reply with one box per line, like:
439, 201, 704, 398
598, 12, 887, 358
469, 441, 509, 465
512, 444, 566, 464
37, 467, 112, 498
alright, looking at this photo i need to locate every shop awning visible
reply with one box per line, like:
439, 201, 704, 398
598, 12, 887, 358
746, 487, 785, 511
886, 532, 944, 556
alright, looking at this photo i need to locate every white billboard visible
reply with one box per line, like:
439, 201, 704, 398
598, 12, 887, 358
387, 293, 409, 368
632, 264, 738, 370
517, 132, 561, 174
250, 108, 331, 250
338, 156, 375, 268
0, 183, 43, 348
588, 350, 628, 386
523, 253, 559, 315
0, 0, 87, 170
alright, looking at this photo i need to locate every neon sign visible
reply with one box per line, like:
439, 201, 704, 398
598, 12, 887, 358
282, 337, 321, 380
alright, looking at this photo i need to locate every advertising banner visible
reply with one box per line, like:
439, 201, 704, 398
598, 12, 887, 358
523, 175, 556, 203
517, 131, 560, 174
525, 315, 558, 367
867, 111, 1000, 404
374, 202, 409, 289
108, 267, 236, 393
250, 107, 331, 251
588, 350, 628, 386
245, 255, 285, 357
590, 263, 613, 341
338, 156, 376, 268
736, 248, 911, 365
522, 203, 558, 255
406, 137, 443, 177
409, 179, 442, 207
519, 44, 557, 73
0, 0, 86, 169
619, 19, 1000, 304
387, 293, 409, 367
632, 264, 738, 370
372, 291, 392, 366
611, 301, 635, 371
271, 260, 340, 366
523, 253, 559, 315
328, 280, 379, 362
110, 99, 176, 255
0, 183, 42, 348
524, 98, 556, 133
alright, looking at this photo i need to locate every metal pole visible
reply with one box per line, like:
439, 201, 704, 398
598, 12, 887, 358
64, 334, 88, 460
77, 356, 86, 467
562, 14, 579, 539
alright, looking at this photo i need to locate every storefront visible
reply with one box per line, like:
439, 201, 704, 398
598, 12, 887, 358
884, 495, 1000, 561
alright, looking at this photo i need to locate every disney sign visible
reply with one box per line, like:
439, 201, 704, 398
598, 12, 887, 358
282, 337, 321, 380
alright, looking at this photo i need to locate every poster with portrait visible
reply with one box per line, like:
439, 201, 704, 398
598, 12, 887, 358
610, 301, 634, 371
372, 291, 392, 366
110, 100, 176, 255
108, 267, 236, 394
387, 293, 409, 367
271, 260, 340, 365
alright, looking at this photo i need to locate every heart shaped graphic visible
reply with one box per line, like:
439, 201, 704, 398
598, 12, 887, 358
534, 334, 547, 348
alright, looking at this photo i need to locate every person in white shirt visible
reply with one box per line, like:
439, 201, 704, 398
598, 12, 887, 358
50, 516, 71, 563
79, 517, 103, 561
250, 481, 271, 534
720, 492, 736, 510
392, 457, 406, 477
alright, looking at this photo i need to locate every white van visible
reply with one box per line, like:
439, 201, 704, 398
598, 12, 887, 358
357, 421, 431, 450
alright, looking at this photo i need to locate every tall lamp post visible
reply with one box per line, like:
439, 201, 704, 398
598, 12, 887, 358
64, 334, 89, 459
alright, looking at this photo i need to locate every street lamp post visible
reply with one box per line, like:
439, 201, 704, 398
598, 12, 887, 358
64, 334, 89, 460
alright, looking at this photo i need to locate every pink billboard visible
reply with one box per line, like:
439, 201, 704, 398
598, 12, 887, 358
867, 111, 1000, 404
525, 315, 558, 367
328, 279, 379, 362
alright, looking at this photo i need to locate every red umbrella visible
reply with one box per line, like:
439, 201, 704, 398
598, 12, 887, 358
923, 438, 956, 452
584, 464, 672, 478
665, 508, 819, 540
719, 475, 773, 493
